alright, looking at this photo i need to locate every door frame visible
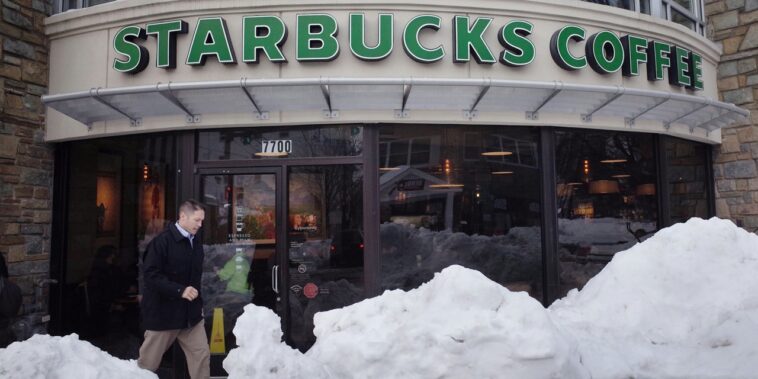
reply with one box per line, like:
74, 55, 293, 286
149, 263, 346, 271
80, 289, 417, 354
195, 166, 291, 341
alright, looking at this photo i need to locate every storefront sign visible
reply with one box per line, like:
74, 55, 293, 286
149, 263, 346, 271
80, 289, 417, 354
113, 13, 702, 90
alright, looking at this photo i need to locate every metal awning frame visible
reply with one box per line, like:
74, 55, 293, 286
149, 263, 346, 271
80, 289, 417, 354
43, 77, 749, 137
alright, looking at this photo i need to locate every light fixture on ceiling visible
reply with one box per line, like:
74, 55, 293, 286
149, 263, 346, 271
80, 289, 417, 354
379, 167, 401, 172
611, 174, 631, 178
429, 183, 464, 188
600, 159, 627, 163
491, 171, 514, 175
481, 151, 513, 157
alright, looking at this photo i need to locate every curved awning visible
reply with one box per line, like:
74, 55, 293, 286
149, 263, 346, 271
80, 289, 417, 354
42, 77, 748, 137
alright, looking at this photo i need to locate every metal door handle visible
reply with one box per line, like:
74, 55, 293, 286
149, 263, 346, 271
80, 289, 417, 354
272, 265, 279, 294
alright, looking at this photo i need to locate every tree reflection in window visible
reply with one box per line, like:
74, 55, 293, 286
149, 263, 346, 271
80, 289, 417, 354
555, 130, 658, 297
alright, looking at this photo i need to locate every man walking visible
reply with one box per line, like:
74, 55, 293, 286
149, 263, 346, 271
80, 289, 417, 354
138, 199, 210, 378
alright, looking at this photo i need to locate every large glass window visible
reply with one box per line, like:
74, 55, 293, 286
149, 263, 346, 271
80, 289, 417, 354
664, 137, 710, 223
378, 125, 543, 300
63, 134, 177, 362
197, 125, 362, 161
555, 130, 658, 297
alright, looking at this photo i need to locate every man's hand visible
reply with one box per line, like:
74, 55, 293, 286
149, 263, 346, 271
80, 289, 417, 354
182, 286, 199, 301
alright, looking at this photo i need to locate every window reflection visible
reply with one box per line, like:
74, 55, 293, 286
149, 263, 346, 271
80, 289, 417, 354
555, 130, 657, 297
201, 173, 278, 374
665, 137, 709, 223
379, 125, 543, 300
287, 165, 364, 350
581, 0, 634, 10
197, 125, 363, 161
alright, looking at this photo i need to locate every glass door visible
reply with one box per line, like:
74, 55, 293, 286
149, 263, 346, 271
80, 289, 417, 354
286, 165, 364, 350
198, 164, 365, 362
199, 168, 286, 376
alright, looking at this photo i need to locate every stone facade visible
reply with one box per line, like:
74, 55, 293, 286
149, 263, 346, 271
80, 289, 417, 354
708, 0, 758, 232
0, 0, 54, 316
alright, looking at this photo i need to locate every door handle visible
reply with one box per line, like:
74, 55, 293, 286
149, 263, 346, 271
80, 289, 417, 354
272, 265, 279, 294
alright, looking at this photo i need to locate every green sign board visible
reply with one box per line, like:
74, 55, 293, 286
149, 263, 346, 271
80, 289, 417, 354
113, 13, 703, 90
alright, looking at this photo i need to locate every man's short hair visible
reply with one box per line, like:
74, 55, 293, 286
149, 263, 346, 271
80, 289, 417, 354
178, 199, 204, 216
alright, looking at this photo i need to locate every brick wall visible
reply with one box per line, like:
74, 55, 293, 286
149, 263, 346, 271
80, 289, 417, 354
707, 0, 758, 232
0, 0, 53, 315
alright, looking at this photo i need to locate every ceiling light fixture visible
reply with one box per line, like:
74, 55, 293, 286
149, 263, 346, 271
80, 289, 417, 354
481, 151, 513, 157
429, 183, 464, 189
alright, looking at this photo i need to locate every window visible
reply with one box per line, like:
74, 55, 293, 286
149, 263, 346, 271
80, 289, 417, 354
197, 125, 363, 161
54, 0, 116, 13
555, 129, 658, 297
379, 136, 440, 169
581, 0, 706, 35
378, 125, 543, 301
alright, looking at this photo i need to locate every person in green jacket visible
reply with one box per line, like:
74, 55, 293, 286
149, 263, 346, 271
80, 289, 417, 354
217, 247, 252, 294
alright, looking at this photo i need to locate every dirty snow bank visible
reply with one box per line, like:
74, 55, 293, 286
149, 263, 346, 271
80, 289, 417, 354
0, 334, 155, 379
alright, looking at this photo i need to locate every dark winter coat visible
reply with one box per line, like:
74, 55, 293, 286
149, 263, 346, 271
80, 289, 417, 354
141, 223, 204, 331
0, 276, 22, 348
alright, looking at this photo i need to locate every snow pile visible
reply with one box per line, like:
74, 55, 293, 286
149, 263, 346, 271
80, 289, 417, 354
307, 265, 587, 378
4, 217, 758, 378
225, 217, 758, 378
380, 222, 542, 290
558, 217, 656, 245
223, 304, 329, 378
551, 217, 758, 378
0, 334, 155, 379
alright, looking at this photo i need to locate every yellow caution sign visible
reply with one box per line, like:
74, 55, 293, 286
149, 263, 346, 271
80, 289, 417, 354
209, 307, 226, 355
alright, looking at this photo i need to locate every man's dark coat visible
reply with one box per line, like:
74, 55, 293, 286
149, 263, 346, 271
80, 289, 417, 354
142, 223, 204, 331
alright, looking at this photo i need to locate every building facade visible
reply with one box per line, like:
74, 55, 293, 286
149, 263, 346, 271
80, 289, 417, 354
1, 0, 756, 375
0, 0, 54, 338
706, 0, 758, 230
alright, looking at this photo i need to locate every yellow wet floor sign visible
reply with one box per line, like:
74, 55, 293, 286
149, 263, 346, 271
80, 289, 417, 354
210, 307, 225, 354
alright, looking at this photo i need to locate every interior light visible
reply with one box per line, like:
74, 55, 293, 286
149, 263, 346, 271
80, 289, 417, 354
142, 163, 150, 182
254, 152, 289, 157
589, 180, 620, 194
481, 151, 513, 156
600, 159, 627, 163
636, 183, 656, 196
429, 183, 464, 189
611, 174, 631, 178
379, 167, 401, 172
491, 171, 514, 175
